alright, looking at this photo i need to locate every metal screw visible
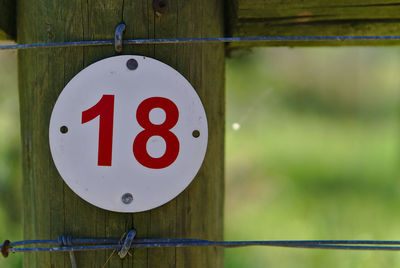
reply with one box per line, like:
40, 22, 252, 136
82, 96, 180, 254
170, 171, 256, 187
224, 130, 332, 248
192, 130, 200, 138
60, 126, 68, 134
153, 0, 168, 16
121, 193, 133, 204
126, 59, 138, 70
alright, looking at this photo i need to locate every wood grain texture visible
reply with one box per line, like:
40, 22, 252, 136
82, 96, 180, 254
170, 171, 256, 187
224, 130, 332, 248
228, 0, 400, 47
0, 0, 16, 40
17, 0, 224, 267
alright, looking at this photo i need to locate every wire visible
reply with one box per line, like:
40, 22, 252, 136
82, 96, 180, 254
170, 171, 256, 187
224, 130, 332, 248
5, 238, 400, 254
2, 36, 400, 50
6, 234, 400, 268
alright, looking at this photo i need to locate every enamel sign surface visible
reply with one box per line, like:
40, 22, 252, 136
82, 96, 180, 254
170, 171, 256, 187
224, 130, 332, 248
49, 55, 208, 213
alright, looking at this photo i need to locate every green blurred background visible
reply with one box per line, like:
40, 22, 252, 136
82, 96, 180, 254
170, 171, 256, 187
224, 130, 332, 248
2, 46, 400, 267
0, 47, 22, 268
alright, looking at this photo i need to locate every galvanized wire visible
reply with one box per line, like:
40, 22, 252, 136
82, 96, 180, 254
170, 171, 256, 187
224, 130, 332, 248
2, 36, 400, 50
5, 237, 400, 253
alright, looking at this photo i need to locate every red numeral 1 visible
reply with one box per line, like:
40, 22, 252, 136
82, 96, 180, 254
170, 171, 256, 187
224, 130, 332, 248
82, 95, 115, 166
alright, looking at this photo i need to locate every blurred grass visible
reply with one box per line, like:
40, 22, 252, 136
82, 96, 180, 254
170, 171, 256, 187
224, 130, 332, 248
225, 47, 400, 267
1, 45, 400, 267
0, 45, 22, 268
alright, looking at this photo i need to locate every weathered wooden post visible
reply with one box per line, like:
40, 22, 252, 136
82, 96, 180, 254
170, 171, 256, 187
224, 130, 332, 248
14, 0, 225, 267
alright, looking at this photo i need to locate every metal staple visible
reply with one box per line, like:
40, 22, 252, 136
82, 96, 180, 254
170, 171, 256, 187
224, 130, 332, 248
58, 236, 77, 268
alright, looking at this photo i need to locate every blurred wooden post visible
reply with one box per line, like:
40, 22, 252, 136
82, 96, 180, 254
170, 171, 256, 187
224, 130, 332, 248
228, 0, 400, 48
16, 0, 225, 267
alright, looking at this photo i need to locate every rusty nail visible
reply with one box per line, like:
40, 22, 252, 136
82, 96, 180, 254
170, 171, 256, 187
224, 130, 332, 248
153, 0, 168, 16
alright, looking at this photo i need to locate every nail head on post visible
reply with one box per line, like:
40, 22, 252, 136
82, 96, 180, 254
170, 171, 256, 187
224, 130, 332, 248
153, 0, 168, 16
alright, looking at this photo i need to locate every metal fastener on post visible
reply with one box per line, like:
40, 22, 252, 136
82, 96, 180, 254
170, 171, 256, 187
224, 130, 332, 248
58, 236, 77, 268
115, 23, 126, 53
118, 229, 136, 259
1, 240, 10, 258
153, 0, 168, 16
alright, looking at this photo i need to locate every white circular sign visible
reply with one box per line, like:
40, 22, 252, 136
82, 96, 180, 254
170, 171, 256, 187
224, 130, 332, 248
49, 55, 208, 213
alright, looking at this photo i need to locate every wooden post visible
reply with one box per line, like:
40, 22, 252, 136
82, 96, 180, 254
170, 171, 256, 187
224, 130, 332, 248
17, 1, 224, 267
228, 0, 400, 48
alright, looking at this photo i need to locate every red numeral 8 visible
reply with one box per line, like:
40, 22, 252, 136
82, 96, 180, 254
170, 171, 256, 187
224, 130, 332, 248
133, 97, 180, 169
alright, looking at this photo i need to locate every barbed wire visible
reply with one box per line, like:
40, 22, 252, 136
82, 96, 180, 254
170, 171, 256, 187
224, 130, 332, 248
2, 35, 400, 50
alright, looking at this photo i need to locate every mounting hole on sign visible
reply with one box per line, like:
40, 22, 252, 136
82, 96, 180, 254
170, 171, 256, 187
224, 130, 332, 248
60, 126, 68, 134
192, 130, 200, 138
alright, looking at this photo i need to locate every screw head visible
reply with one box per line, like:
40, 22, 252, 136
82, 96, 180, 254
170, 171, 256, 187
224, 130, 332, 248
126, 59, 138, 70
122, 193, 133, 204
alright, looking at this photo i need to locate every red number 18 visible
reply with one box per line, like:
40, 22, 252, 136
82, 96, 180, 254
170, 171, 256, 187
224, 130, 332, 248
81, 94, 180, 169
